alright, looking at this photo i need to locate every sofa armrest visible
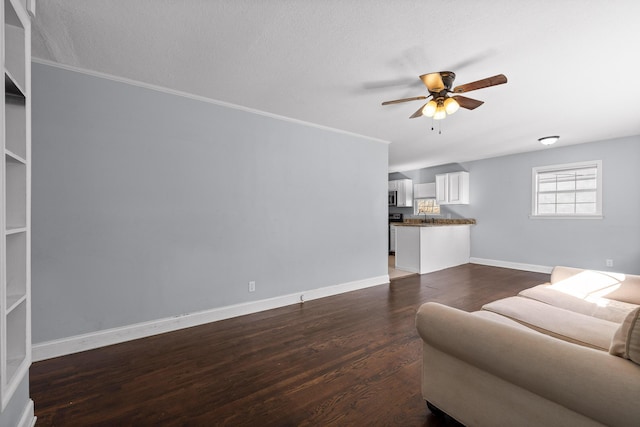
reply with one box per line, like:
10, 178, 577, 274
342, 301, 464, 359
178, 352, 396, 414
416, 302, 640, 427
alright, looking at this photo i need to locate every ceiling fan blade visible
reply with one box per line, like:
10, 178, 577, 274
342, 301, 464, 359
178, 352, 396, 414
452, 74, 507, 93
420, 72, 445, 92
409, 103, 427, 119
363, 77, 423, 90
381, 96, 427, 106
452, 95, 484, 110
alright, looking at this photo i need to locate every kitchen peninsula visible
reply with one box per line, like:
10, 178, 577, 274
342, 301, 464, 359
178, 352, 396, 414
394, 219, 476, 274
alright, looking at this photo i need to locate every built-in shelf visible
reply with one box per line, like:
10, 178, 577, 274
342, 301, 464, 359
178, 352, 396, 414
6, 294, 26, 315
5, 154, 27, 229
5, 300, 27, 383
5, 226, 26, 235
3, 1, 25, 92
2, 0, 31, 409
5, 148, 26, 164
5, 232, 26, 312
4, 71, 24, 98
5, 92, 26, 158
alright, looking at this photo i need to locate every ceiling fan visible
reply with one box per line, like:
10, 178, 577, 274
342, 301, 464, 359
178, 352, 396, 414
381, 71, 507, 120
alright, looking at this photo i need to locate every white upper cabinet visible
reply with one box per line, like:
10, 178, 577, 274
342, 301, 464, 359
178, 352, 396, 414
414, 182, 436, 199
389, 179, 413, 207
435, 172, 469, 205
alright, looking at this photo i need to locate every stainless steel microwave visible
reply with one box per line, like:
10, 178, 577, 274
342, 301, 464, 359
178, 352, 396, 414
388, 191, 397, 206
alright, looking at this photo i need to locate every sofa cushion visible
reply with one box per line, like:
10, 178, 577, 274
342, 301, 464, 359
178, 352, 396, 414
519, 284, 638, 323
609, 307, 640, 365
550, 266, 640, 305
472, 310, 542, 332
482, 296, 619, 350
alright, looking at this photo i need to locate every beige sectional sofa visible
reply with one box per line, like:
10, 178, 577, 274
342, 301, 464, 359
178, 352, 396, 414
416, 266, 640, 427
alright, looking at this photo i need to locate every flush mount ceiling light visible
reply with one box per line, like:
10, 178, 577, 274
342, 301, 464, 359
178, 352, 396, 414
538, 136, 560, 145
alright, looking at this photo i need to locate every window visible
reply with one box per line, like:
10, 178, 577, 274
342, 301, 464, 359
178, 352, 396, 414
414, 198, 440, 216
531, 160, 602, 218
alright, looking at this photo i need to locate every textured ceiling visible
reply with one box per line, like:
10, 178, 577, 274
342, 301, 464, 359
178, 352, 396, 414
31, 0, 640, 172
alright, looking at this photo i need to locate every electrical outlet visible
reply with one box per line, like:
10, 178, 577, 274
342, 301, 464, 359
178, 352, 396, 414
248, 281, 256, 292
606, 259, 613, 267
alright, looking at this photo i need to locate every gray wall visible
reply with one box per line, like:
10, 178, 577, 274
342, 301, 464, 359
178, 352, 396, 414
391, 136, 640, 274
31, 62, 388, 343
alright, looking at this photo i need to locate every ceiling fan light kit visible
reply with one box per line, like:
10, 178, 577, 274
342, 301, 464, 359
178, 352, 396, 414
382, 71, 508, 122
444, 97, 460, 114
538, 136, 560, 145
433, 105, 447, 120
422, 100, 437, 117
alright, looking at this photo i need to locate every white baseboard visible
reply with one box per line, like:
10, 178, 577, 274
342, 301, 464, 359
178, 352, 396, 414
33, 275, 389, 362
469, 257, 552, 274
394, 265, 419, 274
18, 399, 35, 427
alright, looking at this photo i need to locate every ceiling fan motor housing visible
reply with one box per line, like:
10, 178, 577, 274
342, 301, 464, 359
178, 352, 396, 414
419, 71, 456, 94
438, 71, 456, 90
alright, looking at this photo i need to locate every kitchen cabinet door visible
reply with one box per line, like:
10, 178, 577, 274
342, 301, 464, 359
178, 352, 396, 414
414, 182, 436, 199
396, 179, 413, 207
436, 172, 469, 205
435, 174, 448, 205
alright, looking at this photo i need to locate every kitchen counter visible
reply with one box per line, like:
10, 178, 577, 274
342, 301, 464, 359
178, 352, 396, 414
394, 222, 472, 274
393, 218, 476, 227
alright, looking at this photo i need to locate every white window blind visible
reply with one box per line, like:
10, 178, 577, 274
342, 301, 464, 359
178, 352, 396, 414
532, 161, 602, 218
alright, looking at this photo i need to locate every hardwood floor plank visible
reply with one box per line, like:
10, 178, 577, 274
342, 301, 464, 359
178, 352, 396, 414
30, 264, 549, 426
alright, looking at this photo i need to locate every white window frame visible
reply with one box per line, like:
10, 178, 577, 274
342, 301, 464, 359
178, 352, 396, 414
531, 160, 603, 219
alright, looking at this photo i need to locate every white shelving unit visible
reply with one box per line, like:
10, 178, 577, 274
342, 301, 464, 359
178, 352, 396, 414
1, 0, 30, 410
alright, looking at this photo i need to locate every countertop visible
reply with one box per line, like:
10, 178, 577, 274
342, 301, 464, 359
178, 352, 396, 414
392, 218, 476, 227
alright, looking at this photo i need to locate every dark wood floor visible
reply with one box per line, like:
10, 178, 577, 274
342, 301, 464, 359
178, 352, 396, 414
30, 264, 549, 426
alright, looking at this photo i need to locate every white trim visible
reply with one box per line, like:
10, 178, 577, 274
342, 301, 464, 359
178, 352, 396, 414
27, 0, 36, 17
17, 399, 35, 427
469, 257, 553, 274
393, 265, 420, 274
32, 275, 390, 361
529, 215, 603, 220
31, 58, 390, 146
